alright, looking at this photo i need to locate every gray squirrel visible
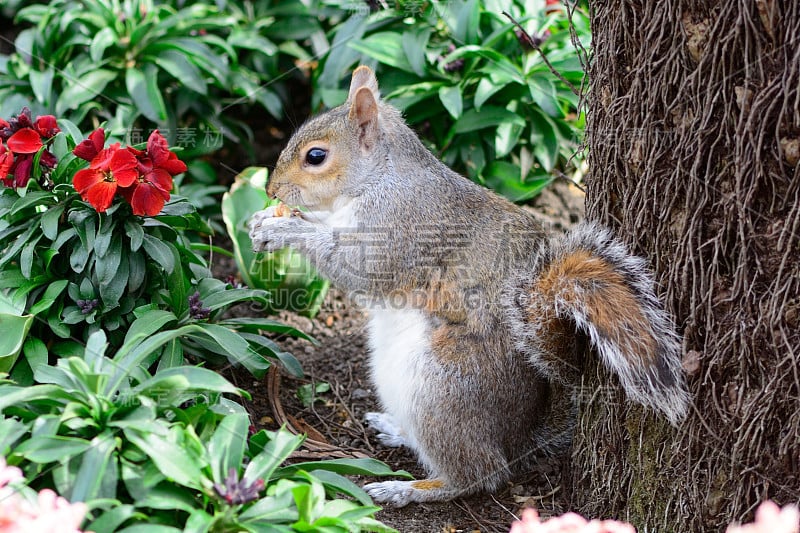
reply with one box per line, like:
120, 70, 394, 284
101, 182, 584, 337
248, 66, 689, 507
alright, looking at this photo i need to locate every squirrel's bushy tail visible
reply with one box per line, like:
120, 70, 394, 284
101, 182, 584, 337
506, 222, 689, 424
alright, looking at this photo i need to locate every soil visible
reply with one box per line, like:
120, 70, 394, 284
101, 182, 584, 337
218, 180, 586, 533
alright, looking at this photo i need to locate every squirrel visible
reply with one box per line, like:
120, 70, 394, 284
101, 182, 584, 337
248, 66, 690, 507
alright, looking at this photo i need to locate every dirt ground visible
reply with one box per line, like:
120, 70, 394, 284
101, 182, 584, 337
220, 180, 585, 533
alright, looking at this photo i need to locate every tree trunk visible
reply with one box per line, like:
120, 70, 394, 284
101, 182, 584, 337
568, 1, 800, 530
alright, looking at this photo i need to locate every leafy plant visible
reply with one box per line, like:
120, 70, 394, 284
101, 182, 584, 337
313, 0, 589, 201
0, 0, 290, 151
222, 166, 330, 317
0, 108, 307, 383
0, 330, 405, 532
297, 380, 332, 408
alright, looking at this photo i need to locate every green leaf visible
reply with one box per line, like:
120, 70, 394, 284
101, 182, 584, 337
189, 323, 268, 377
238, 491, 297, 523
86, 505, 138, 533
0, 384, 69, 412
219, 318, 316, 344
200, 288, 269, 312
16, 435, 92, 463
349, 32, 414, 73
29, 67, 55, 105
96, 233, 122, 284
530, 77, 563, 118
474, 76, 507, 110
221, 167, 269, 289
108, 325, 202, 394
40, 204, 65, 240
401, 30, 429, 77
529, 109, 560, 172
244, 429, 305, 484
22, 336, 48, 375
141, 234, 175, 273
99, 244, 128, 308
125, 219, 144, 251
495, 118, 524, 158
70, 431, 118, 501
150, 50, 207, 95
277, 458, 411, 479
0, 418, 28, 457
123, 310, 177, 347
29, 279, 68, 315
310, 470, 373, 506
0, 310, 34, 373
133, 366, 239, 398
207, 413, 248, 484
438, 85, 463, 120
453, 106, 526, 134
128, 250, 145, 292
117, 525, 183, 533
90, 26, 116, 63
123, 427, 204, 489
135, 484, 198, 514
126, 65, 167, 123
55, 69, 117, 115
484, 161, 553, 202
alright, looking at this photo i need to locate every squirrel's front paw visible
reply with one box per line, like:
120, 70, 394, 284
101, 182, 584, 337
248, 209, 305, 252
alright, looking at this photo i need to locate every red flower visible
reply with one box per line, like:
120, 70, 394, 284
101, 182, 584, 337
34, 115, 59, 139
121, 130, 185, 216
0, 108, 61, 188
120, 167, 172, 216
7, 128, 43, 154
73, 128, 106, 161
0, 142, 14, 186
11, 156, 33, 188
146, 130, 187, 176
73, 144, 139, 213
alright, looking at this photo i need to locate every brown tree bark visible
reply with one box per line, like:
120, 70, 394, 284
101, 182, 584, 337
568, 1, 800, 530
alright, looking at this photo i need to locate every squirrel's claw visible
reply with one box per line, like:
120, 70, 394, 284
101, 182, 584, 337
248, 209, 303, 252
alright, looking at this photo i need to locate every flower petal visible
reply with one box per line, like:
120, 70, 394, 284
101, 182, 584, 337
0, 146, 14, 178
12, 156, 33, 187
73, 128, 105, 161
86, 181, 117, 212
146, 129, 170, 166
109, 148, 140, 187
73, 167, 103, 194
129, 182, 167, 216
160, 153, 187, 176
144, 168, 173, 195
34, 115, 59, 138
7, 128, 43, 154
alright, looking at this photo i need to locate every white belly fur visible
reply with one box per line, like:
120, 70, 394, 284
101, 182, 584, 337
367, 306, 431, 452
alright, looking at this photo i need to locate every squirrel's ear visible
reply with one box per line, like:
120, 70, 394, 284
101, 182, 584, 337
347, 66, 380, 103
349, 86, 379, 151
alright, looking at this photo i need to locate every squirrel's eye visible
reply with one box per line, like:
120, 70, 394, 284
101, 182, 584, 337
305, 148, 327, 166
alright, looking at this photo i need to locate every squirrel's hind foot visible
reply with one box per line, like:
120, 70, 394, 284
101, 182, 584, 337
364, 479, 463, 507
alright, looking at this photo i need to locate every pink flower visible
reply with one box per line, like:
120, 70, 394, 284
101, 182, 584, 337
726, 501, 800, 533
0, 457, 23, 487
0, 458, 88, 533
510, 508, 636, 533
